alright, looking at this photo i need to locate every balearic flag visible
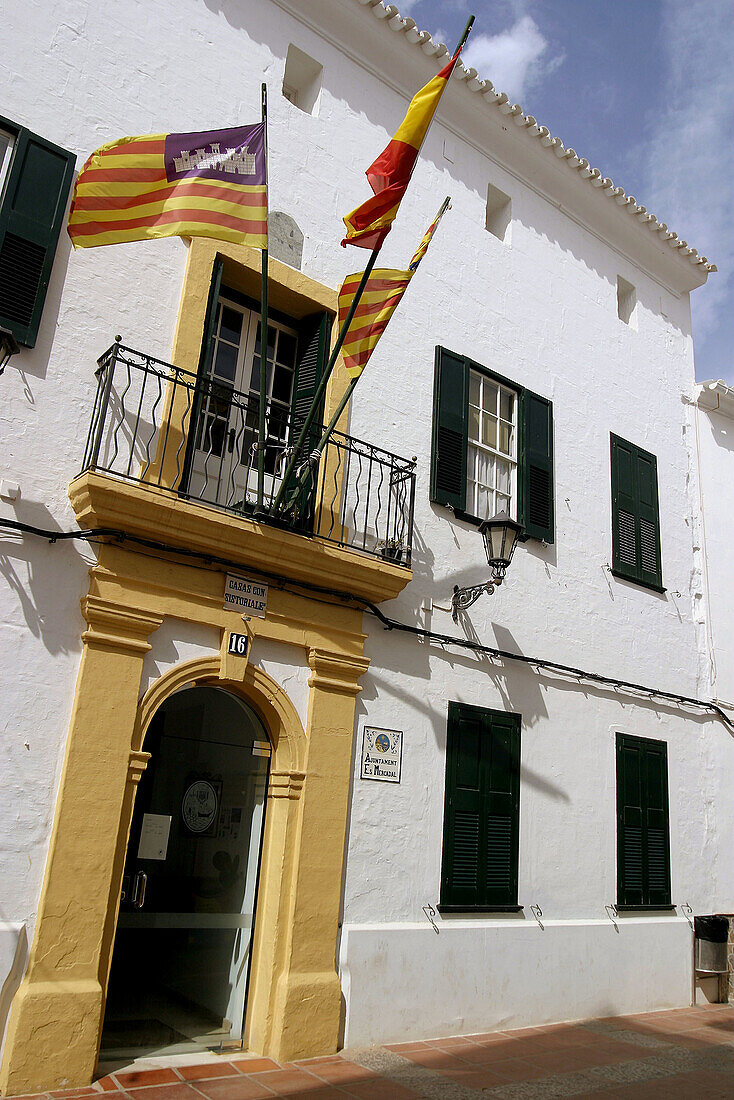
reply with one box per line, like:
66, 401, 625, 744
67, 125, 267, 249
341, 51, 461, 250
338, 199, 449, 376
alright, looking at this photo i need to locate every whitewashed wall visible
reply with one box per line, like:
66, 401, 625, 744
695, 388, 734, 708
0, 0, 729, 1051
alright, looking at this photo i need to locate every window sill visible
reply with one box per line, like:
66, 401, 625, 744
614, 904, 676, 912
610, 569, 666, 595
437, 904, 523, 914
453, 508, 551, 546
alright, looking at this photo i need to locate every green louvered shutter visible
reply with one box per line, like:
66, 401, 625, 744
291, 311, 331, 448
643, 740, 671, 907
636, 449, 662, 588
441, 703, 520, 909
611, 435, 639, 579
430, 347, 469, 513
616, 733, 670, 907
521, 390, 554, 542
484, 711, 521, 905
611, 435, 662, 588
0, 125, 75, 347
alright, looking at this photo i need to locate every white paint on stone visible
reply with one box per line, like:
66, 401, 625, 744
140, 618, 221, 697
249, 638, 311, 735
0, 0, 730, 1055
340, 918, 693, 1045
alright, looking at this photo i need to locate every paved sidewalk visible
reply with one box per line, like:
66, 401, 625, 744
8, 1004, 734, 1099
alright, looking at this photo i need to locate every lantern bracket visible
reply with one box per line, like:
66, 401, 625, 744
452, 574, 504, 621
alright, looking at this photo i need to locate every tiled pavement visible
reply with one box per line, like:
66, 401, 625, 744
9, 1004, 734, 1100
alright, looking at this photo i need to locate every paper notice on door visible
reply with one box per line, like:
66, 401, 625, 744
137, 813, 172, 860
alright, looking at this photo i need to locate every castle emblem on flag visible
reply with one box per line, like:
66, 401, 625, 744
172, 142, 256, 176
164, 124, 266, 185
67, 122, 268, 251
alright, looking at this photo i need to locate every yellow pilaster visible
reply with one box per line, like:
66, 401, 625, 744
266, 648, 369, 1062
0, 598, 162, 1096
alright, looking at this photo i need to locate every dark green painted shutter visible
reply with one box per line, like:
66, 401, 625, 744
198, 258, 224, 378
441, 703, 520, 908
611, 435, 638, 576
616, 733, 670, 907
291, 311, 331, 447
611, 434, 662, 588
643, 740, 671, 906
430, 347, 469, 512
521, 390, 554, 542
181, 257, 224, 493
636, 449, 662, 588
0, 126, 75, 347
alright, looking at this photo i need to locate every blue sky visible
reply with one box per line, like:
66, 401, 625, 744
399, 0, 734, 384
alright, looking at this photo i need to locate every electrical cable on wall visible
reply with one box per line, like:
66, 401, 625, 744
2, 515, 733, 737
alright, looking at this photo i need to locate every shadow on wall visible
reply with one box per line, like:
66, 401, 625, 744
705, 408, 734, 454
0, 924, 27, 1050
7, 217, 75, 383
203, 0, 689, 351
0, 498, 90, 656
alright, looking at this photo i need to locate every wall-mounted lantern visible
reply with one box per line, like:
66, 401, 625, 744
0, 328, 20, 375
451, 510, 524, 621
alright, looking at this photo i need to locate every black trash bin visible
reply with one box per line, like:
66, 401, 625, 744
694, 915, 729, 973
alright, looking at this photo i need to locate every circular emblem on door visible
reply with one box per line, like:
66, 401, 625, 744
181, 779, 219, 834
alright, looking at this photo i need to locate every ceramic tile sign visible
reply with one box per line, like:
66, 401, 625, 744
360, 726, 403, 783
224, 574, 268, 617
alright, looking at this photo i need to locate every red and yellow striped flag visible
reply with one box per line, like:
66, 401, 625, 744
68, 124, 267, 249
342, 51, 461, 250
339, 199, 449, 376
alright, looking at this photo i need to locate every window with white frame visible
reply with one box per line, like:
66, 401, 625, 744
467, 369, 518, 521
431, 346, 554, 543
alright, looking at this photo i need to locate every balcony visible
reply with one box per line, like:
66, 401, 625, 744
80, 340, 416, 568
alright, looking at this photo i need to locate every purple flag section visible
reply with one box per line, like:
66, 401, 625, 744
164, 124, 266, 185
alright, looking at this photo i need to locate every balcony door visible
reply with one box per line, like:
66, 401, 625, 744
188, 296, 299, 509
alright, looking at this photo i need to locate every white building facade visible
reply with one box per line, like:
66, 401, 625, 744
0, 0, 731, 1091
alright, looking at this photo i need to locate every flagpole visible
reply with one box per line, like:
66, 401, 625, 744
271, 15, 474, 517
287, 205, 450, 506
270, 244, 380, 513
256, 82, 269, 512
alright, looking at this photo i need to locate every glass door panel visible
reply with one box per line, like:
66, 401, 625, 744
101, 687, 270, 1061
188, 298, 298, 511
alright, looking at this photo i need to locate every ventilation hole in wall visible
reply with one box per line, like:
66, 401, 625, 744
282, 45, 323, 116
486, 182, 511, 243
617, 275, 637, 328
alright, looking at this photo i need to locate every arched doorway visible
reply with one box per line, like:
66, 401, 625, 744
101, 685, 271, 1060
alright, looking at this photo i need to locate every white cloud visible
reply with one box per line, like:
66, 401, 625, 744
461, 15, 559, 102
640, 0, 734, 376
397, 0, 422, 12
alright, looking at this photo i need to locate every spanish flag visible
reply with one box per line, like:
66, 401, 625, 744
68, 124, 267, 249
339, 199, 449, 376
342, 52, 461, 250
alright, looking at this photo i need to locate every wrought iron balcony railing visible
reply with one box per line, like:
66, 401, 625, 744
81, 340, 416, 566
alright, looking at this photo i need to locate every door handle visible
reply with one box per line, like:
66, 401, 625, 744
227, 428, 236, 453
132, 870, 148, 909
